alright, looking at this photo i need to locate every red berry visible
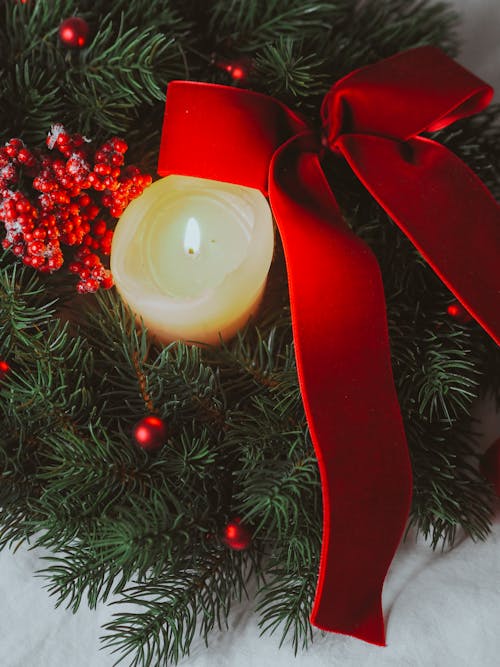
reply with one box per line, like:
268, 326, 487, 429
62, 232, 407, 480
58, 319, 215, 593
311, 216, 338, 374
59, 176, 74, 189
101, 274, 114, 289
56, 132, 70, 147
91, 265, 104, 278
17, 148, 32, 164
86, 205, 100, 220
0, 360, 10, 380
33, 228, 47, 240
78, 194, 91, 207
110, 138, 128, 154
76, 246, 91, 258
83, 253, 99, 267
104, 176, 119, 190
84, 278, 99, 292
16, 200, 31, 213
28, 241, 45, 255
5, 144, 19, 158
93, 219, 107, 236
222, 519, 252, 551
94, 163, 111, 176
133, 415, 167, 451
29, 255, 44, 268
447, 301, 472, 324
58, 15, 90, 49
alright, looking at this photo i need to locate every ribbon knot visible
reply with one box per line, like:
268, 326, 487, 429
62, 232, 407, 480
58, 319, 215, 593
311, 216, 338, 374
158, 46, 500, 647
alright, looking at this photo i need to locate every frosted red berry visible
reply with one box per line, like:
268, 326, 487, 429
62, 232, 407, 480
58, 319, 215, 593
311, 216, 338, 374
0, 124, 151, 292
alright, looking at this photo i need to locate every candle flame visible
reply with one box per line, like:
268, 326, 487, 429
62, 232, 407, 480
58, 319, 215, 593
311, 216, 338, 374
184, 217, 201, 256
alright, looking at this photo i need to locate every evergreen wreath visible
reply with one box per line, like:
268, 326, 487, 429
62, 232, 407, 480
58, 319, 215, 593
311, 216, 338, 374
0, 1, 499, 665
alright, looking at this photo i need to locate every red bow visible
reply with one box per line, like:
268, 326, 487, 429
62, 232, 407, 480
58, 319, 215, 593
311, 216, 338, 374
158, 47, 500, 645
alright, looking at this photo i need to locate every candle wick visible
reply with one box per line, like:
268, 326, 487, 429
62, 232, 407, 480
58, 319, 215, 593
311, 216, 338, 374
184, 217, 202, 256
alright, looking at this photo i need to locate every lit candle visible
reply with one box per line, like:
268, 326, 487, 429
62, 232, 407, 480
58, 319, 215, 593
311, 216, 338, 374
110, 175, 274, 345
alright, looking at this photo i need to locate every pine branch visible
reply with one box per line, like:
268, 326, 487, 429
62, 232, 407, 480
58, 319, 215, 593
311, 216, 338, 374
257, 569, 316, 654
207, 0, 341, 52
101, 551, 250, 666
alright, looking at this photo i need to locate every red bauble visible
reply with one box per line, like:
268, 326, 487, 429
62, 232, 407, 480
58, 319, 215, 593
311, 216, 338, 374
59, 17, 90, 48
222, 518, 252, 550
214, 57, 252, 81
0, 360, 10, 380
132, 415, 167, 451
480, 438, 500, 496
447, 300, 472, 323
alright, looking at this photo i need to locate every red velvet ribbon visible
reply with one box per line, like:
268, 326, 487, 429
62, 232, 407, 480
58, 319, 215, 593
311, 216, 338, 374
157, 47, 500, 645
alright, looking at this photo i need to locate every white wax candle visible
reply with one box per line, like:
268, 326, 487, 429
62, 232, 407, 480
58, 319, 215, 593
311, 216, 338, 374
110, 175, 274, 345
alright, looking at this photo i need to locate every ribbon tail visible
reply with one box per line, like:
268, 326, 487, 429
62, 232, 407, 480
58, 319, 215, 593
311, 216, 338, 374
269, 135, 413, 645
336, 134, 500, 345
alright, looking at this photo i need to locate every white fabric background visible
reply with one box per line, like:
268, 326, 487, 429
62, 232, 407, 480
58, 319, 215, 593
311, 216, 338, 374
1, 1, 500, 665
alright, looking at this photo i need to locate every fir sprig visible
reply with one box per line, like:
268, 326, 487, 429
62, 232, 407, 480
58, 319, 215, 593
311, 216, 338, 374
101, 551, 250, 666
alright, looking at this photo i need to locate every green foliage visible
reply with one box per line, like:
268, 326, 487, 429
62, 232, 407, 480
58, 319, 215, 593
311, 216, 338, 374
101, 551, 249, 666
254, 37, 330, 102
0, 0, 499, 665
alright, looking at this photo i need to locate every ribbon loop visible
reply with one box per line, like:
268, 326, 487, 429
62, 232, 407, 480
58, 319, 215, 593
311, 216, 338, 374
321, 46, 493, 145
336, 132, 500, 344
158, 81, 306, 194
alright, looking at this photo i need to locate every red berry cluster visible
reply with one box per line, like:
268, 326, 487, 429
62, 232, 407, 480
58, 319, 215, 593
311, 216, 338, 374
0, 124, 152, 293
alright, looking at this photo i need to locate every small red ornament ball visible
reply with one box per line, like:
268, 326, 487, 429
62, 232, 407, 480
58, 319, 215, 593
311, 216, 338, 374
447, 301, 472, 323
59, 17, 89, 48
0, 360, 10, 380
132, 415, 167, 451
222, 518, 252, 551
480, 438, 500, 496
214, 57, 252, 81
